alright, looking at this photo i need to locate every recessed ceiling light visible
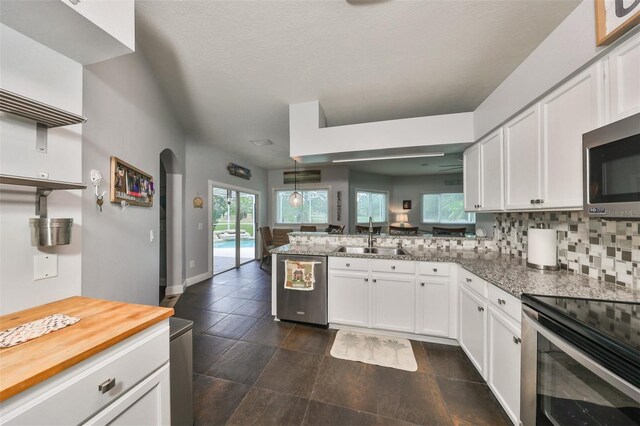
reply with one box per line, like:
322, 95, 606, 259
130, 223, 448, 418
332, 153, 444, 163
250, 139, 274, 146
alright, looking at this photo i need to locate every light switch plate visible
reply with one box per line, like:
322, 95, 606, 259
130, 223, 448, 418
34, 254, 58, 280
198, 223, 203, 230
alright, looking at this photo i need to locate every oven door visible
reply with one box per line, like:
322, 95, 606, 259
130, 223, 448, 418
521, 306, 640, 426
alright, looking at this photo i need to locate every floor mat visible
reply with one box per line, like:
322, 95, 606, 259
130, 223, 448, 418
330, 329, 417, 372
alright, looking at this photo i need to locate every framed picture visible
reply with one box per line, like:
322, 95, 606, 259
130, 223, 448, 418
402, 200, 412, 210
110, 156, 154, 207
284, 170, 321, 184
228, 163, 252, 180
595, 0, 640, 46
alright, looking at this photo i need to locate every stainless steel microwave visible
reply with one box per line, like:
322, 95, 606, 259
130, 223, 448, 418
583, 112, 640, 219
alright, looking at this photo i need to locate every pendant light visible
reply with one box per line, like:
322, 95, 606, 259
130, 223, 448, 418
288, 160, 303, 207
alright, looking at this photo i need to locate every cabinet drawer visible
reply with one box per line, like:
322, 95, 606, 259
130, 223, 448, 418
1, 322, 169, 426
459, 269, 488, 298
329, 257, 369, 271
371, 259, 414, 274
488, 285, 521, 322
418, 262, 450, 277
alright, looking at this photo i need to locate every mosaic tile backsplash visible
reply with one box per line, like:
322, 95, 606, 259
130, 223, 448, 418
494, 211, 639, 289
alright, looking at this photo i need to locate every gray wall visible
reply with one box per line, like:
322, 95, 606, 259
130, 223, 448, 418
82, 50, 186, 306
267, 165, 349, 231
184, 141, 268, 281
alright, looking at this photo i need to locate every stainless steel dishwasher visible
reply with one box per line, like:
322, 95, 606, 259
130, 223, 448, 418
169, 317, 193, 426
277, 254, 328, 325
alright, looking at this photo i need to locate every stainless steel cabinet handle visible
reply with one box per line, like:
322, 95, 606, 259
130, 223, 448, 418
513, 336, 521, 344
420, 282, 425, 287
501, 299, 506, 305
346, 263, 350, 267
530, 199, 535, 204
99, 378, 115, 394
391, 266, 396, 270
466, 278, 472, 283
433, 268, 438, 272
372, 279, 377, 283
498, 298, 506, 305
364, 278, 369, 282
477, 306, 484, 312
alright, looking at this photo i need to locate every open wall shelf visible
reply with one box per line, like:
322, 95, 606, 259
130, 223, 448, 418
0, 88, 87, 128
0, 174, 86, 191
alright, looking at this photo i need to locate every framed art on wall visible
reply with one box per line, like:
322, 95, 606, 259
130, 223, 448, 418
110, 156, 154, 207
595, 0, 640, 46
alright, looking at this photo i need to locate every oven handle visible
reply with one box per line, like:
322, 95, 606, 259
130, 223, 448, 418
521, 305, 640, 404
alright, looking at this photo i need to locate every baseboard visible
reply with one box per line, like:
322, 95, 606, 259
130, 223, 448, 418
185, 271, 213, 287
328, 324, 459, 346
165, 284, 184, 296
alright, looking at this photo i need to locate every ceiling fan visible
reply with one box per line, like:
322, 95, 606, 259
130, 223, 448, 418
438, 158, 463, 173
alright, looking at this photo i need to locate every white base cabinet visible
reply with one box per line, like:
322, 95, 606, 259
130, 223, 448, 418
488, 307, 521, 426
458, 285, 488, 378
371, 274, 415, 333
328, 271, 370, 328
416, 276, 451, 337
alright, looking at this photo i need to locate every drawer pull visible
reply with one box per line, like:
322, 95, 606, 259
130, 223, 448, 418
466, 278, 472, 283
420, 282, 425, 287
364, 278, 369, 282
346, 263, 350, 267
477, 306, 484, 312
513, 336, 521, 344
433, 268, 438, 272
391, 266, 396, 270
372, 279, 377, 283
98, 378, 116, 394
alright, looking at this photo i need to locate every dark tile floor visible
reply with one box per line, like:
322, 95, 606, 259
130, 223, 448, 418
175, 261, 511, 426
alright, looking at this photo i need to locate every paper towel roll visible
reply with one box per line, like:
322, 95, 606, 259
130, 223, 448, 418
527, 228, 558, 270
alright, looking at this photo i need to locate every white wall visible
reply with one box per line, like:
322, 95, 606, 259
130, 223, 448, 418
290, 101, 474, 158
82, 50, 186, 306
267, 165, 349, 230
185, 141, 268, 281
0, 24, 83, 314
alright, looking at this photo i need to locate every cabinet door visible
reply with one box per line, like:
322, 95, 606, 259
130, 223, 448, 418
609, 32, 640, 122
328, 272, 369, 327
371, 275, 415, 333
416, 277, 449, 337
488, 308, 521, 426
459, 286, 487, 378
541, 66, 603, 209
464, 145, 481, 211
480, 129, 504, 211
504, 106, 542, 210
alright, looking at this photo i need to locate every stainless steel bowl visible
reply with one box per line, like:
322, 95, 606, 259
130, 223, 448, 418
29, 218, 73, 246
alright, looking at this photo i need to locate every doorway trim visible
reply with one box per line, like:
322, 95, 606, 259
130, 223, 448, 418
208, 180, 260, 277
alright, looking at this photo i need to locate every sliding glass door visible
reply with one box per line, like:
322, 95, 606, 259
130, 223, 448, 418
212, 186, 257, 274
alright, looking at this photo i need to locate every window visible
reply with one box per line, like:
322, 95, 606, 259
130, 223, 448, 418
356, 190, 388, 223
276, 189, 328, 224
422, 193, 475, 224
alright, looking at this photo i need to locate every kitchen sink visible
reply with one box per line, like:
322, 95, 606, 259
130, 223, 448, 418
335, 246, 409, 256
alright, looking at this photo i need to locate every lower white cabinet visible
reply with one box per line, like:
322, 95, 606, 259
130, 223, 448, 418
488, 307, 521, 426
371, 274, 415, 333
328, 271, 369, 327
416, 276, 450, 337
459, 285, 488, 378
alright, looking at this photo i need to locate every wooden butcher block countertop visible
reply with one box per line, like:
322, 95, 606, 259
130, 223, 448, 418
0, 296, 173, 402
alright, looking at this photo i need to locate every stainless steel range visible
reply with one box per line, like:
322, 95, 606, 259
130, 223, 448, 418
520, 294, 640, 425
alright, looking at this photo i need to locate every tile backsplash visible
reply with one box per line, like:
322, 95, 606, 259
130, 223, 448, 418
494, 211, 639, 289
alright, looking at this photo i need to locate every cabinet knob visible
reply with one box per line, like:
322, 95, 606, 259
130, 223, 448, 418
513, 336, 521, 344
433, 268, 438, 272
391, 266, 396, 270
372, 279, 377, 283
98, 378, 116, 394
364, 278, 369, 282
501, 299, 506, 305
466, 278, 472, 283
420, 282, 425, 287
530, 199, 535, 204
346, 263, 350, 267
477, 306, 484, 312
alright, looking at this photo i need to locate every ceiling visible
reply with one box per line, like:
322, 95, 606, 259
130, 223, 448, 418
136, 0, 580, 170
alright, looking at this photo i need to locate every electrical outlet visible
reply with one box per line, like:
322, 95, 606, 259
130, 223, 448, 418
189, 260, 195, 268
198, 223, 203, 230
34, 254, 57, 280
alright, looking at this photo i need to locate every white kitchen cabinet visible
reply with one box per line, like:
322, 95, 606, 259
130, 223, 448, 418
459, 285, 487, 378
464, 144, 481, 211
479, 130, 505, 211
328, 272, 370, 327
488, 307, 522, 425
541, 66, 604, 209
504, 105, 542, 210
371, 274, 415, 333
416, 276, 450, 337
608, 32, 640, 122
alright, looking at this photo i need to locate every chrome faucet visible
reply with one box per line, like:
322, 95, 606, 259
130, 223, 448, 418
367, 216, 376, 248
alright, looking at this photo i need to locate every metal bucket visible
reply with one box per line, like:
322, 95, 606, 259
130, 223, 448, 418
29, 218, 73, 246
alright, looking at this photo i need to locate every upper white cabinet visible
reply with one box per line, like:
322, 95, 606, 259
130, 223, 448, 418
540, 66, 604, 209
463, 144, 481, 211
0, 0, 135, 65
608, 32, 640, 122
464, 129, 504, 212
504, 106, 542, 210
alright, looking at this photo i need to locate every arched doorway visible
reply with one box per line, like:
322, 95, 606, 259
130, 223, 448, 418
160, 149, 183, 301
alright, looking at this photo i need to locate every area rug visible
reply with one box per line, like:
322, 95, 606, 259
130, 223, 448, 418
330, 329, 417, 372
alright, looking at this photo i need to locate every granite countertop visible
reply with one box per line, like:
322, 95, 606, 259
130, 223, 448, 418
271, 244, 640, 303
